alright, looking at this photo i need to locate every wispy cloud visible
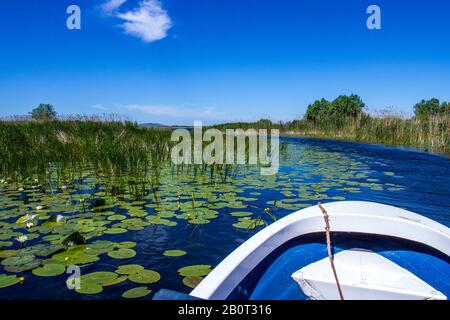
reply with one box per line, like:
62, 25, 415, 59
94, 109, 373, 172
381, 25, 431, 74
125, 104, 227, 120
91, 104, 108, 111
101, 0, 127, 15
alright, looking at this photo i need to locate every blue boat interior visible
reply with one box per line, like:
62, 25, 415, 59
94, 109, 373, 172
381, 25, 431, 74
227, 233, 450, 300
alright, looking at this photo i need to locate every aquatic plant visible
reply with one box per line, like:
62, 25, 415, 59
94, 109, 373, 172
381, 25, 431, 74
0, 120, 412, 299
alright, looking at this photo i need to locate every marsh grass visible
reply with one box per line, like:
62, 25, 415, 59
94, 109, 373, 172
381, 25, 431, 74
0, 119, 173, 197
0, 119, 261, 199
285, 114, 450, 154
213, 113, 450, 155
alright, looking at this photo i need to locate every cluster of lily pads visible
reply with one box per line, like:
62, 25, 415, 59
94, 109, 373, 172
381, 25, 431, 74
0, 143, 405, 298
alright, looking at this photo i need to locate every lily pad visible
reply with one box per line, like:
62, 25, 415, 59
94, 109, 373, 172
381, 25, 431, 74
52, 248, 100, 266
128, 270, 161, 284
163, 250, 187, 257
178, 265, 212, 277
116, 241, 137, 249
122, 286, 151, 299
75, 283, 103, 295
32, 263, 66, 277
101, 275, 128, 287
232, 218, 265, 230
182, 276, 203, 289
107, 214, 126, 221
1, 254, 35, 266
104, 227, 127, 234
4, 258, 42, 273
0, 274, 20, 288
0, 250, 18, 259
230, 211, 253, 217
116, 264, 144, 275
81, 271, 118, 285
107, 248, 136, 259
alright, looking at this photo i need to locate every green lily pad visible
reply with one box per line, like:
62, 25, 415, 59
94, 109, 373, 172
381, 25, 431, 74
81, 271, 118, 285
107, 214, 126, 221
0, 274, 20, 288
146, 216, 177, 227
122, 286, 151, 299
43, 234, 62, 242
178, 265, 212, 277
4, 258, 42, 273
52, 247, 100, 266
182, 276, 203, 289
104, 228, 127, 234
163, 250, 187, 257
116, 264, 144, 275
116, 241, 137, 249
187, 218, 210, 225
101, 275, 128, 287
107, 248, 136, 259
75, 283, 103, 295
0, 250, 18, 259
128, 270, 161, 284
1, 254, 35, 266
0, 241, 13, 247
32, 263, 66, 277
232, 218, 265, 230
230, 211, 253, 217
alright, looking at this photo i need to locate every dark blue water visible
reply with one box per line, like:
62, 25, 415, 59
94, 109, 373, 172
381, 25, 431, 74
1, 137, 449, 299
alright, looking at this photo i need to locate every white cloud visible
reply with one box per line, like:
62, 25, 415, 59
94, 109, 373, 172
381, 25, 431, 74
101, 0, 127, 15
91, 104, 108, 111
116, 0, 172, 42
125, 104, 227, 120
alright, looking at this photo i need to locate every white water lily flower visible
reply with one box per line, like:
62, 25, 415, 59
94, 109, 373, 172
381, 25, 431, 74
66, 241, 75, 247
18, 187, 24, 192
26, 222, 34, 229
61, 185, 67, 190
56, 215, 65, 223
35, 205, 44, 210
16, 235, 28, 243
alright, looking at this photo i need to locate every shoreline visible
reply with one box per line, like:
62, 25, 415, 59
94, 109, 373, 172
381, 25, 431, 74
280, 131, 450, 158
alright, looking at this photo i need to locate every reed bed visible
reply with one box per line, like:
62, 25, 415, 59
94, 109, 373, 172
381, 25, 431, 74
0, 119, 253, 198
213, 114, 450, 155
0, 119, 172, 195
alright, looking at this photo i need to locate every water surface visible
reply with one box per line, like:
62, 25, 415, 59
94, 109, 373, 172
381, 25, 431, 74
0, 137, 449, 299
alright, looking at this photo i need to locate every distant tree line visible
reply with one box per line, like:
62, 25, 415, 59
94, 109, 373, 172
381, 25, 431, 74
413, 99, 449, 118
305, 95, 449, 122
16, 97, 450, 124
305, 94, 366, 122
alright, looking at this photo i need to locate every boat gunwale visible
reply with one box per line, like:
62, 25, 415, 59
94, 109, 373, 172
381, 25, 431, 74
190, 201, 450, 300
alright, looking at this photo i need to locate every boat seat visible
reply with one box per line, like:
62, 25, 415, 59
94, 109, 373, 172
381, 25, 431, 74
291, 248, 447, 300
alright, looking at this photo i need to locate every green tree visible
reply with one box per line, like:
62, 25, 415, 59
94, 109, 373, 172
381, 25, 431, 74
305, 99, 331, 121
255, 118, 273, 128
330, 94, 365, 117
30, 104, 57, 120
440, 101, 449, 115
414, 99, 440, 118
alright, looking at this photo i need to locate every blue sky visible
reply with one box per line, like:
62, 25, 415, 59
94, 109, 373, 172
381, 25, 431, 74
0, 0, 449, 124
